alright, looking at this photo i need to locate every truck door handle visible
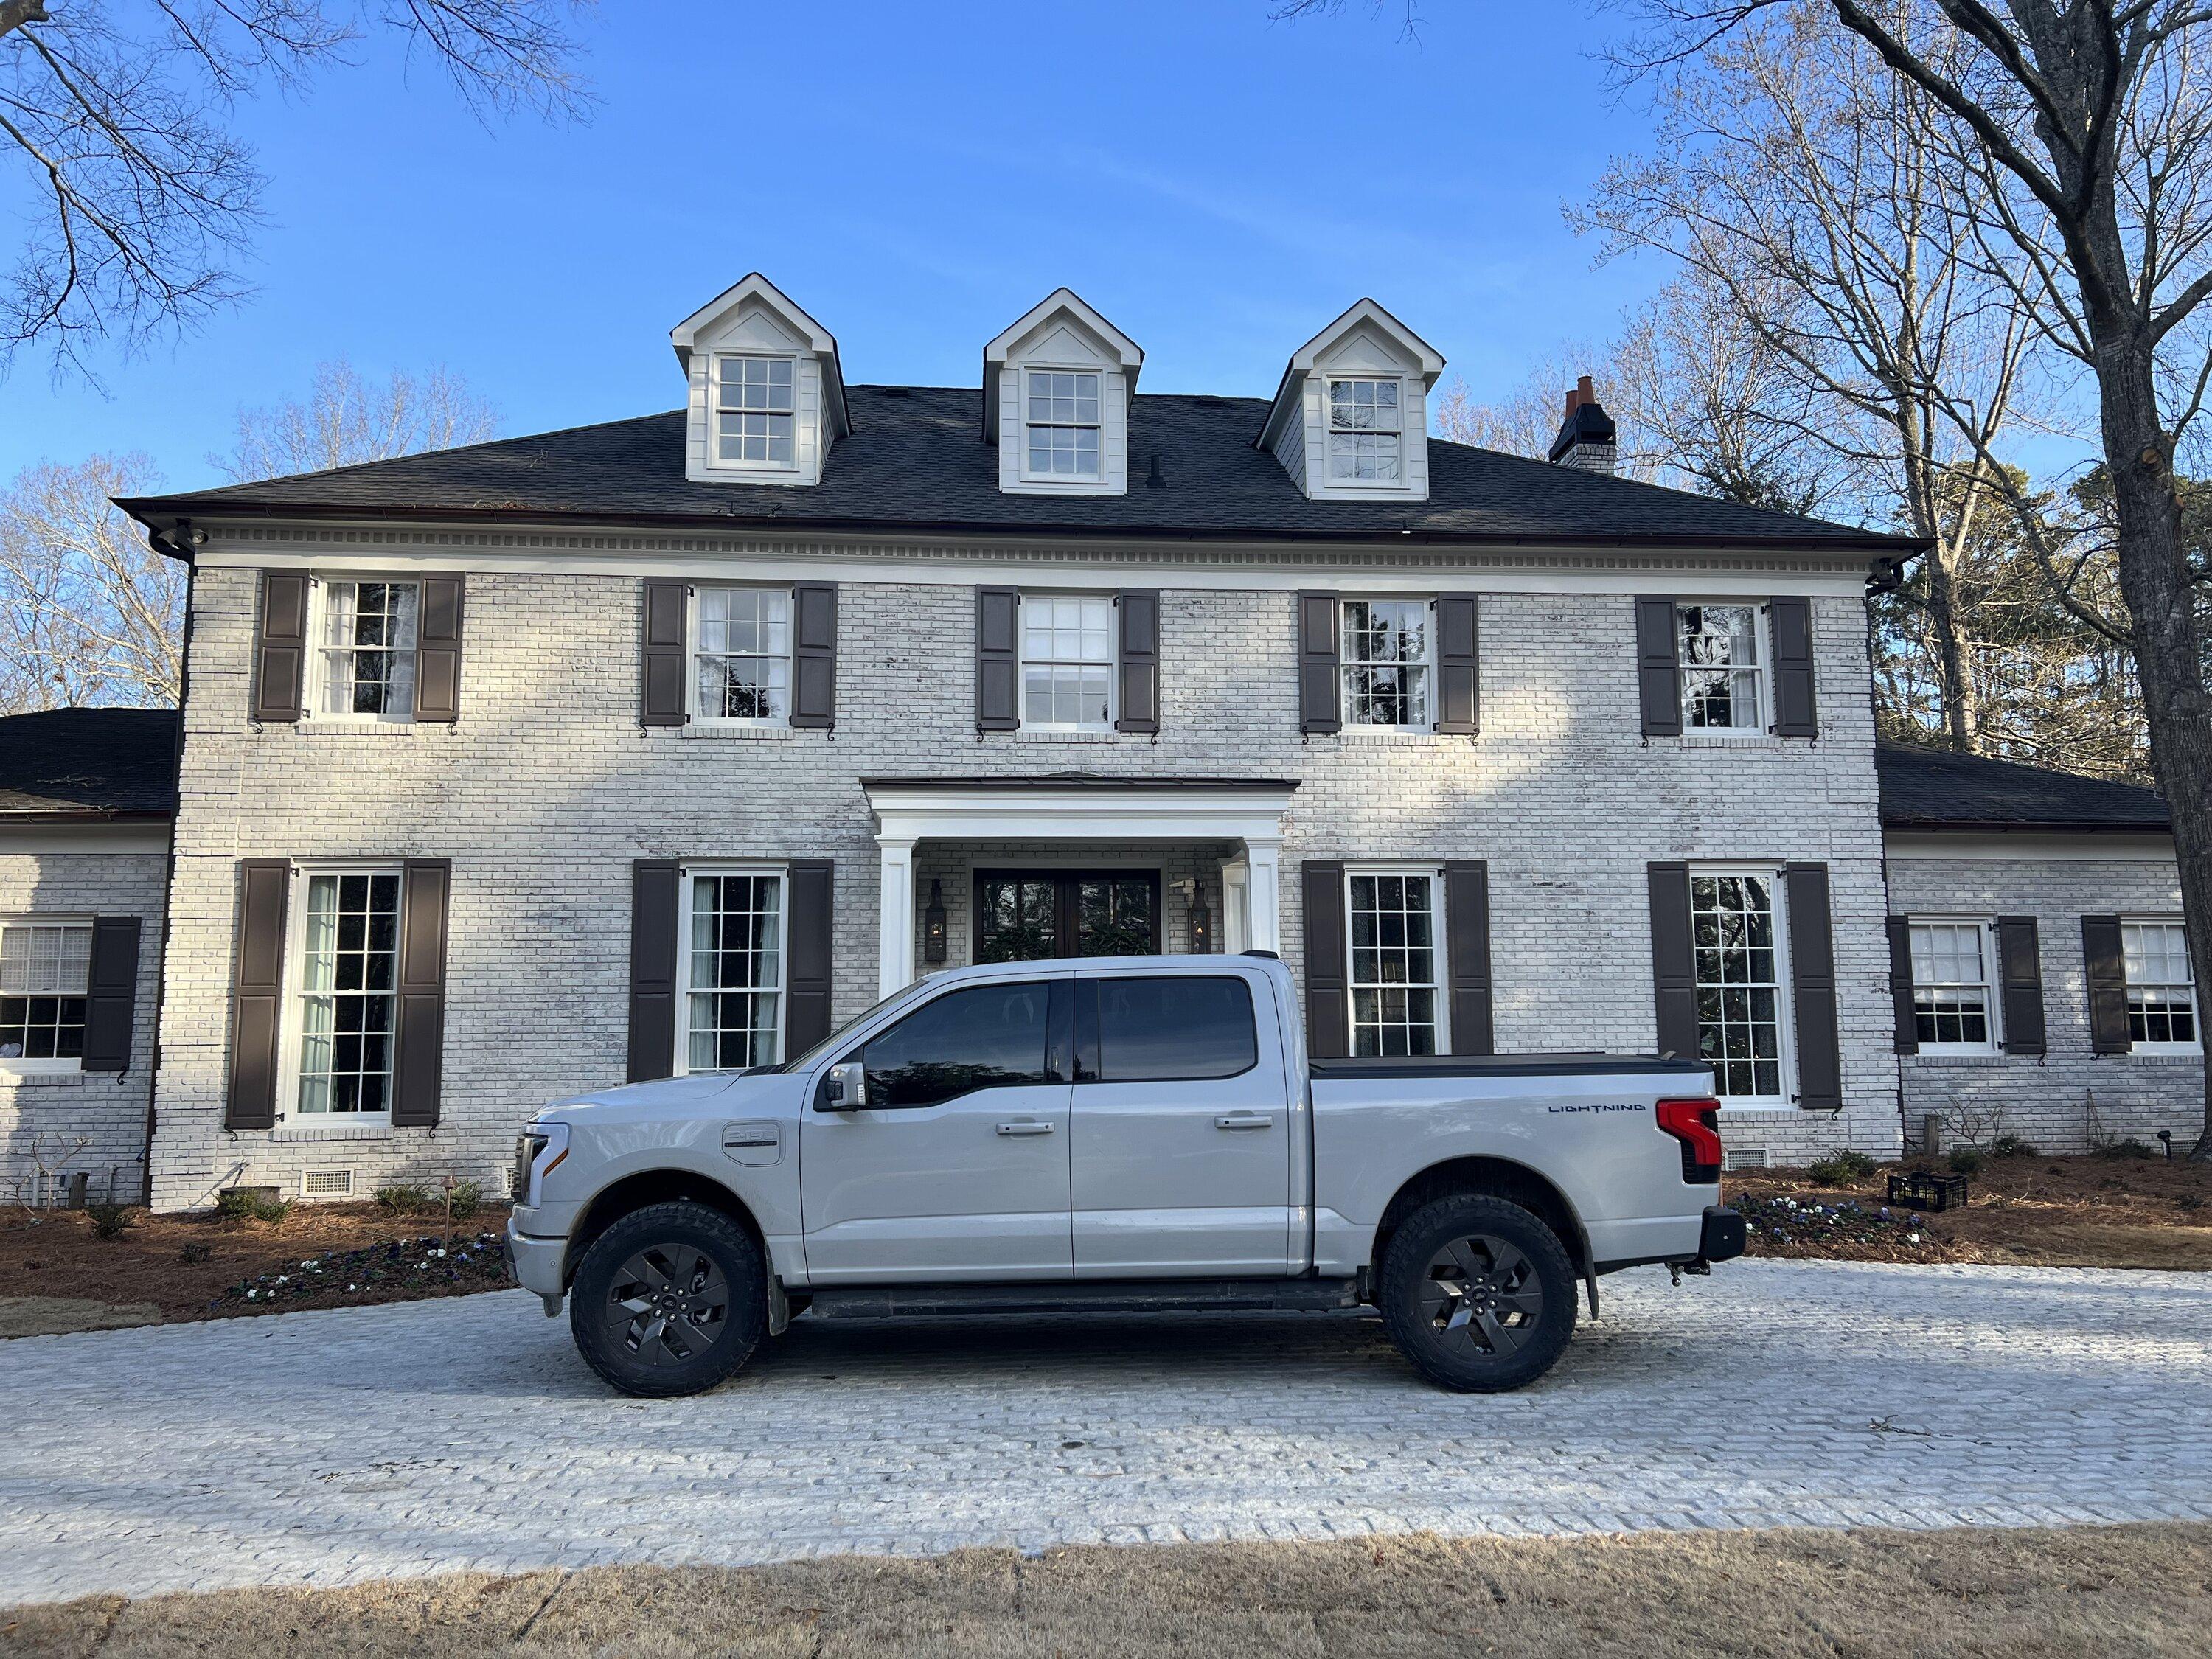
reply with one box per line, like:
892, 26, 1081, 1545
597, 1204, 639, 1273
996, 1119, 1055, 1137
1215, 1113, 1274, 1131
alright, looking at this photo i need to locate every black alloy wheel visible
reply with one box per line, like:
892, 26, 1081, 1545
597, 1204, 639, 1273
569, 1201, 765, 1397
1377, 1194, 1576, 1392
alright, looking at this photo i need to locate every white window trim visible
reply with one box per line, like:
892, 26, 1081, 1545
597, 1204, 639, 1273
1689, 863, 1798, 1110
709, 352, 802, 474
1016, 591, 1116, 732
1905, 915, 2003, 1055
1677, 600, 1770, 735
0, 913, 94, 1074
675, 862, 790, 1075
2121, 915, 2202, 1054
1323, 375, 1411, 492
1018, 365, 1105, 485
1343, 864, 1449, 1057
276, 862, 404, 1127
1339, 597, 1435, 732
302, 574, 420, 726
686, 584, 794, 728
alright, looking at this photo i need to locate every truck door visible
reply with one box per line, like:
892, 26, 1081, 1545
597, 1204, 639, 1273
1069, 969, 1294, 1277
800, 975, 1074, 1283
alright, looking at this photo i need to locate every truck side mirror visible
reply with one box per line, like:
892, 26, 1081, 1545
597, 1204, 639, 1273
820, 1060, 869, 1111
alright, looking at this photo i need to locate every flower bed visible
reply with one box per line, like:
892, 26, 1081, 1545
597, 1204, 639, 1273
1733, 1192, 1944, 1259
212, 1231, 509, 1311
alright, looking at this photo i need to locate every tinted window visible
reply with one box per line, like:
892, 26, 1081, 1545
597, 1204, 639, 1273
861, 981, 1052, 1108
1096, 976, 1258, 1082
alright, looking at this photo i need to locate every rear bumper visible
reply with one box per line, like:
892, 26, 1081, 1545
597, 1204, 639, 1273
1700, 1204, 1747, 1265
507, 1216, 566, 1300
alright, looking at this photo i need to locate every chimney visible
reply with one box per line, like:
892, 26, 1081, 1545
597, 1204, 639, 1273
1548, 374, 1618, 474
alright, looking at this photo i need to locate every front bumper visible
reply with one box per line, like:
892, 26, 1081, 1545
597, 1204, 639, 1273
507, 1214, 567, 1300
1700, 1204, 1747, 1265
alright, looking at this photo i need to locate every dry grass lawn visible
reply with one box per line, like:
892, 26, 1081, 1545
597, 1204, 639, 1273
6, 1522, 2210, 1658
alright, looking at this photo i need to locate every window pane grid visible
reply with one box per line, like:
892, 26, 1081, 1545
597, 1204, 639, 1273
296, 872, 399, 1116
716, 357, 796, 465
1349, 872, 1440, 1057
1680, 604, 1764, 730
1025, 371, 1101, 476
1692, 874, 1784, 1099
1327, 379, 1402, 481
686, 874, 783, 1071
0, 921, 91, 1061
1909, 921, 1993, 1047
696, 588, 791, 720
1021, 595, 1113, 726
1340, 599, 1430, 727
319, 581, 418, 717
2124, 921, 2198, 1046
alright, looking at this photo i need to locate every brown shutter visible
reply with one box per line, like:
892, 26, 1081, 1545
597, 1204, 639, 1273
226, 860, 290, 1130
1298, 593, 1341, 734
81, 915, 142, 1074
2081, 914, 2131, 1054
640, 580, 689, 727
1646, 862, 1697, 1060
785, 859, 835, 1055
976, 586, 1019, 731
253, 573, 309, 723
1887, 915, 1919, 1055
412, 576, 464, 723
1769, 597, 1818, 737
791, 582, 837, 729
1434, 596, 1479, 734
1635, 597, 1681, 738
1444, 860, 1494, 1055
1997, 915, 2046, 1056
1115, 589, 1160, 734
1785, 863, 1842, 1109
1301, 860, 1349, 1057
627, 860, 681, 1082
390, 860, 451, 1127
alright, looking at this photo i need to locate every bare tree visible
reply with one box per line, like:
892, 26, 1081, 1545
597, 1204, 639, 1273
0, 1, 588, 378
216, 357, 499, 482
1433, 345, 1609, 462
0, 452, 183, 709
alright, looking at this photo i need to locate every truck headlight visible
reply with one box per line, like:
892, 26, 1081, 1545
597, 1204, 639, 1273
513, 1121, 570, 1208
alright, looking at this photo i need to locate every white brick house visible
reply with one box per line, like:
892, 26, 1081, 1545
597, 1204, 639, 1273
91, 277, 2198, 1208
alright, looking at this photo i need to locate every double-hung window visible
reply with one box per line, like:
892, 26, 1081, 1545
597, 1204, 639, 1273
1346, 869, 1445, 1057
1020, 594, 1113, 728
1025, 371, 1101, 478
1908, 919, 1999, 1051
315, 580, 419, 720
680, 867, 786, 1072
2122, 919, 2199, 1049
715, 355, 796, 467
1341, 599, 1430, 728
692, 587, 792, 723
1327, 378, 1402, 482
288, 868, 402, 1118
0, 919, 92, 1070
1691, 871, 1791, 1103
1679, 603, 1766, 731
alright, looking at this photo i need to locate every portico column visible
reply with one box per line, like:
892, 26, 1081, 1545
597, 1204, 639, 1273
1220, 858, 1250, 954
1243, 838, 1282, 956
877, 837, 917, 1000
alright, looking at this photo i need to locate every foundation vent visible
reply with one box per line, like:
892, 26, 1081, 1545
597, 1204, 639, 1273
1724, 1147, 1770, 1172
302, 1167, 355, 1198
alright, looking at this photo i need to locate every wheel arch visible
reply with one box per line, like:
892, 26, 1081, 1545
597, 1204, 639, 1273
1368, 1156, 1589, 1277
564, 1168, 767, 1290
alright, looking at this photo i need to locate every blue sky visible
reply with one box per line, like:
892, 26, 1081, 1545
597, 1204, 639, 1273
1, 1, 1669, 493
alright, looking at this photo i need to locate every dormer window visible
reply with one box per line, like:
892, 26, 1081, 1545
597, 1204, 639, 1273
1026, 372, 1102, 479
715, 355, 796, 467
1327, 378, 1402, 482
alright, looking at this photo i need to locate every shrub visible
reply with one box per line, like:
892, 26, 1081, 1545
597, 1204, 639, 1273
215, 1186, 290, 1224
375, 1183, 432, 1216
2096, 1138, 2159, 1160
1989, 1134, 2039, 1158
445, 1181, 484, 1221
2177, 1193, 2204, 1212
1947, 1147, 1986, 1175
85, 1203, 136, 1240
178, 1242, 212, 1264
1806, 1150, 1877, 1186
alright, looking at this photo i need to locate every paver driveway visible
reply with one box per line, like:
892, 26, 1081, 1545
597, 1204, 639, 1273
2, 1259, 2210, 1605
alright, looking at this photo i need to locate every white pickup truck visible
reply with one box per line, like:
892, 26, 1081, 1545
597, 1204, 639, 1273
509, 952, 1745, 1397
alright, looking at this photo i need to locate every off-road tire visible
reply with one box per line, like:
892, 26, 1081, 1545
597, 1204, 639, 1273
1377, 1194, 1577, 1392
568, 1201, 766, 1398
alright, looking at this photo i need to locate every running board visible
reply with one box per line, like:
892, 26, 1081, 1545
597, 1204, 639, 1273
803, 1278, 1363, 1320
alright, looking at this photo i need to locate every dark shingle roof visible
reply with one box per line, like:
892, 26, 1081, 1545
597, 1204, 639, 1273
0, 708, 179, 818
1877, 742, 2171, 832
120, 386, 1919, 552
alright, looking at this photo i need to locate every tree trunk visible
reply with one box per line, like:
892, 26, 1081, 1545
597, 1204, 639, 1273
1922, 543, 1978, 748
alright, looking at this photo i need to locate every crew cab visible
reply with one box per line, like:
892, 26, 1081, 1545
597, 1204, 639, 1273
509, 953, 1744, 1397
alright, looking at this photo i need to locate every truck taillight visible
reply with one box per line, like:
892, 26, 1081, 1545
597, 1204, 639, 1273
1656, 1097, 1723, 1184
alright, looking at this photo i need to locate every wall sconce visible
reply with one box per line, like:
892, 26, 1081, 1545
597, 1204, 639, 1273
1189, 892, 1213, 955
923, 879, 947, 964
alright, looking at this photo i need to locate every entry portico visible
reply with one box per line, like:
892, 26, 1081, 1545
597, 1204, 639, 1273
860, 775, 1300, 998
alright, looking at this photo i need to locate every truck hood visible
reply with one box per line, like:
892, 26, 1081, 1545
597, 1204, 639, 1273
537, 1069, 785, 1125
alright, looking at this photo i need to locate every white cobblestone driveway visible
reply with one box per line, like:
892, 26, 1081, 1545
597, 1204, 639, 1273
3, 1259, 2211, 1605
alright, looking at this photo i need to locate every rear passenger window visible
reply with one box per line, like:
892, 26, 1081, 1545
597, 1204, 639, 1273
861, 981, 1052, 1107
1096, 976, 1257, 1082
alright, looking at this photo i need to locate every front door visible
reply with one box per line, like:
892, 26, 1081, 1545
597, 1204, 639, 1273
975, 869, 1160, 961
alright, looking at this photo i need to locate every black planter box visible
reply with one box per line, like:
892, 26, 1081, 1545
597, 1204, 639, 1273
1888, 1169, 1969, 1212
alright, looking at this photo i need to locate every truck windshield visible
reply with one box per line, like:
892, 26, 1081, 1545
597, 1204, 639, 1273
773, 978, 935, 1073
